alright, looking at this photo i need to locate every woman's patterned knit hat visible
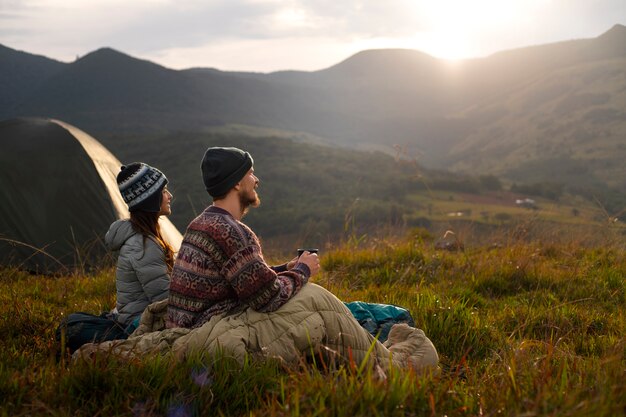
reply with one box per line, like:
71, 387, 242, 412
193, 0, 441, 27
116, 162, 168, 212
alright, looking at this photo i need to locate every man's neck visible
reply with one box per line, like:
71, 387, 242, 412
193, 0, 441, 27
212, 198, 243, 220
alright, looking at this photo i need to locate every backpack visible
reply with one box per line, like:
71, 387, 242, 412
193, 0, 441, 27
55, 311, 131, 354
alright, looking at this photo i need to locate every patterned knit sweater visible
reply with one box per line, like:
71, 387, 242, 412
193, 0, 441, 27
166, 206, 310, 329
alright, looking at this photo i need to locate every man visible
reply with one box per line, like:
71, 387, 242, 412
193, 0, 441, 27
167, 147, 320, 329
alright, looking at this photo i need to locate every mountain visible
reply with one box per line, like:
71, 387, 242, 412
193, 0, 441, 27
1, 24, 626, 197
441, 25, 626, 193
0, 44, 65, 111
6, 48, 298, 133
447, 57, 626, 188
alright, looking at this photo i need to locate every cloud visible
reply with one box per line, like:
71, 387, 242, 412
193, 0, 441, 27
1, 1, 266, 50
1, 0, 624, 70
1, 0, 426, 50
149, 35, 361, 72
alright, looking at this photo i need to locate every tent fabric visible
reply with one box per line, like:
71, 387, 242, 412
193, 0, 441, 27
0, 117, 183, 273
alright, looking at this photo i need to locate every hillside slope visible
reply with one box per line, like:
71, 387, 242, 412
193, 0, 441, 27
448, 55, 626, 187
0, 44, 65, 110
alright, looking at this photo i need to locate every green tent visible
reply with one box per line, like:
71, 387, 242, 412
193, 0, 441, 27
0, 118, 183, 273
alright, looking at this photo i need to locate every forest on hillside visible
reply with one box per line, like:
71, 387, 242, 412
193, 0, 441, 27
99, 131, 624, 248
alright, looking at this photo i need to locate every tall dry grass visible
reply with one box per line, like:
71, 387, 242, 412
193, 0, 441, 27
0, 222, 624, 416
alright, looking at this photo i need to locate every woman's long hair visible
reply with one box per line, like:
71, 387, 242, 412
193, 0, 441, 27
129, 211, 175, 272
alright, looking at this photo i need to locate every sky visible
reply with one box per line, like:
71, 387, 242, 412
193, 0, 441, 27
1, 0, 625, 73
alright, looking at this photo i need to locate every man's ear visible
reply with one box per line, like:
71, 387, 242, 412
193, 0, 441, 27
233, 181, 242, 191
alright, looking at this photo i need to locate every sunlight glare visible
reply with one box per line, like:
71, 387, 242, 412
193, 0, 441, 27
406, 0, 539, 60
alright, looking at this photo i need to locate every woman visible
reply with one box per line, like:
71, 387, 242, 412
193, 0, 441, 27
105, 162, 174, 332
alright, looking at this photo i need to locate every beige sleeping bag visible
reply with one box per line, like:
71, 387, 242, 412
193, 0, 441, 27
74, 284, 438, 372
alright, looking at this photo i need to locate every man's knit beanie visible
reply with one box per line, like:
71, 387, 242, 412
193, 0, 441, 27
201, 147, 253, 197
116, 162, 168, 212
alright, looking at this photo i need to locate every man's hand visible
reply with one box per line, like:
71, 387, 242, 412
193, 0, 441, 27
286, 256, 299, 270
297, 251, 320, 276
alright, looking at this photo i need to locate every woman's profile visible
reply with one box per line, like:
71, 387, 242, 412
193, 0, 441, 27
105, 162, 174, 332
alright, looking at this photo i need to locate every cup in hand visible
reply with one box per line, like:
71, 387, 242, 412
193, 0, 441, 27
297, 248, 319, 256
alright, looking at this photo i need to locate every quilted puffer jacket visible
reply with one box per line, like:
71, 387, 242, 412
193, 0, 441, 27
105, 219, 170, 326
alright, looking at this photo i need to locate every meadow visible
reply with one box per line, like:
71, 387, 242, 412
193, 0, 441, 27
0, 220, 624, 417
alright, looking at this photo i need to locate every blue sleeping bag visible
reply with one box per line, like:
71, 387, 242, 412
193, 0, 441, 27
344, 301, 415, 342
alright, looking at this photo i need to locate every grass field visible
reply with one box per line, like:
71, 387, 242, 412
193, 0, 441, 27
407, 190, 617, 225
0, 222, 624, 416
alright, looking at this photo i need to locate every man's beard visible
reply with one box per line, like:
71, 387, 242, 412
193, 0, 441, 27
239, 188, 260, 218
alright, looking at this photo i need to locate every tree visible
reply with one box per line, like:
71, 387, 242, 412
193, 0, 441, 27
479, 175, 502, 191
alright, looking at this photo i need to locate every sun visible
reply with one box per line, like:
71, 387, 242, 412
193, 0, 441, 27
423, 31, 472, 61
405, 0, 526, 60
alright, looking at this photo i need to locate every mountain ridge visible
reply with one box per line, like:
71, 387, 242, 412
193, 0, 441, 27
1, 24, 625, 198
